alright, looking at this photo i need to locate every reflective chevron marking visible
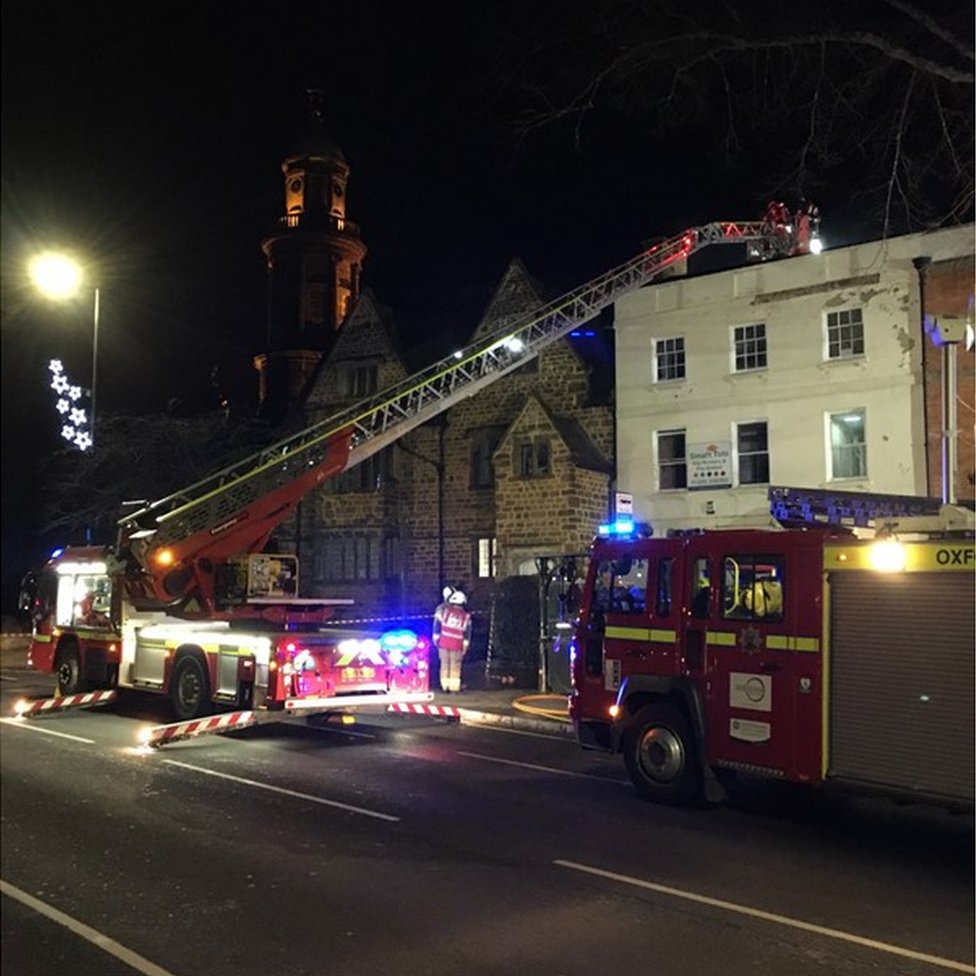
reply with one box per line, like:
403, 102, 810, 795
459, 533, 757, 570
16, 690, 117, 716
388, 702, 461, 719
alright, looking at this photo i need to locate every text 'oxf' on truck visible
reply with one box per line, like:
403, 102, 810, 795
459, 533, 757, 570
569, 486, 974, 810
15, 216, 818, 745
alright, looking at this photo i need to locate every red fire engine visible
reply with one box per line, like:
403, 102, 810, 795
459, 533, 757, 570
17, 215, 811, 745
569, 487, 975, 807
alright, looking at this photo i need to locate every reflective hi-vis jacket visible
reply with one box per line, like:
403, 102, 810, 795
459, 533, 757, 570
433, 603, 471, 652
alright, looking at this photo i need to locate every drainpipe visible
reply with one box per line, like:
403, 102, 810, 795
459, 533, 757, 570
912, 256, 932, 496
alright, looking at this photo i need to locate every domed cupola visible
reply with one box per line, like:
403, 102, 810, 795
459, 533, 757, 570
255, 90, 367, 422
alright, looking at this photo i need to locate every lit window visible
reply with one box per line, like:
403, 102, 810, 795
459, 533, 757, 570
736, 421, 769, 484
826, 309, 865, 359
657, 430, 687, 489
654, 337, 685, 382
477, 537, 497, 578
829, 411, 867, 479
733, 324, 767, 371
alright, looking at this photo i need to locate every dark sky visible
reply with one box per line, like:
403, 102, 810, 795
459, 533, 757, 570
4, 2, 962, 614
0, 3, 716, 612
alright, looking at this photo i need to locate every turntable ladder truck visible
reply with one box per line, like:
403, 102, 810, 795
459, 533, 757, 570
19, 219, 784, 744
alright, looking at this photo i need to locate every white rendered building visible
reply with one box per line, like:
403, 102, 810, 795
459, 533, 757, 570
613, 225, 975, 533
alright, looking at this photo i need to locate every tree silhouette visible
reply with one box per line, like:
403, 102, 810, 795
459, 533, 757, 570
39, 410, 273, 546
489, 0, 973, 234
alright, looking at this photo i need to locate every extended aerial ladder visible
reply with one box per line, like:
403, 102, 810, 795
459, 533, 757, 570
118, 221, 782, 613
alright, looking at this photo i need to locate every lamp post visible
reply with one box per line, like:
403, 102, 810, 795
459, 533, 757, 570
28, 252, 100, 451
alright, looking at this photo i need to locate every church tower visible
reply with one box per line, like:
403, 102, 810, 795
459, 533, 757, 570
255, 92, 367, 422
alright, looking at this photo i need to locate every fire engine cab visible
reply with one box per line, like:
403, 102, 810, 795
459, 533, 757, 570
569, 488, 975, 808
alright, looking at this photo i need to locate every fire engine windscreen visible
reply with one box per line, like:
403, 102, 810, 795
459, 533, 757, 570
592, 556, 649, 616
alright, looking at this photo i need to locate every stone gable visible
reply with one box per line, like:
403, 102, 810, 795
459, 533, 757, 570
291, 258, 615, 640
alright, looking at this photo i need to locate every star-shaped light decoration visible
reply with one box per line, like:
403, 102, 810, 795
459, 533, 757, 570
48, 359, 93, 451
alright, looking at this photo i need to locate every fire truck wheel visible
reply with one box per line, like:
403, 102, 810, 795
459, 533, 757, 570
171, 655, 211, 721
623, 703, 702, 806
55, 646, 87, 696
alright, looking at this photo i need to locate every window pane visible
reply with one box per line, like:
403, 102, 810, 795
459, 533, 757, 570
477, 537, 497, 578
658, 430, 687, 489
691, 557, 711, 618
721, 554, 785, 621
826, 308, 865, 359
656, 557, 674, 617
830, 412, 866, 478
536, 441, 550, 475
655, 337, 685, 382
734, 323, 767, 371
737, 421, 769, 485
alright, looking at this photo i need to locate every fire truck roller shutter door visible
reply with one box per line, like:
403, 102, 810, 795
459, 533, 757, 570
623, 702, 703, 805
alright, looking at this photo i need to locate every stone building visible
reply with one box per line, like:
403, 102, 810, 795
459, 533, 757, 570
259, 106, 615, 683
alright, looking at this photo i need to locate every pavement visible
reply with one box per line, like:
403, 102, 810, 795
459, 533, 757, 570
430, 688, 574, 737
0, 633, 574, 738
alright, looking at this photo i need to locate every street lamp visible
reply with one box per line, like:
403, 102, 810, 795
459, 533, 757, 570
28, 252, 100, 452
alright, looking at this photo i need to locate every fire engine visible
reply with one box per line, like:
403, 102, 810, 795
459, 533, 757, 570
17, 216, 810, 744
569, 487, 975, 808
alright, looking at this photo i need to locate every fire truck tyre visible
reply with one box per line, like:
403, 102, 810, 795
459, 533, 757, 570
171, 655, 211, 721
55, 646, 87, 696
623, 704, 702, 806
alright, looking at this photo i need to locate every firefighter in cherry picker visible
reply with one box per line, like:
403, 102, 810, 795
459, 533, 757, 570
794, 198, 821, 254
432, 585, 472, 693
763, 199, 792, 255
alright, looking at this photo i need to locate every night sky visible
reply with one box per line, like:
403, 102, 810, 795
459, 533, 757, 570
2, 2, 970, 615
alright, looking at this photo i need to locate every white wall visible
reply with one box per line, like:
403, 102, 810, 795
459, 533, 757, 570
613, 225, 974, 533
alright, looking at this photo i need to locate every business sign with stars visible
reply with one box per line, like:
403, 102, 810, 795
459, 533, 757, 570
688, 441, 731, 489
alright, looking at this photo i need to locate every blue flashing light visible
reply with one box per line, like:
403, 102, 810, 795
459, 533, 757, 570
380, 628, 419, 653
598, 518, 636, 537
50, 547, 65, 559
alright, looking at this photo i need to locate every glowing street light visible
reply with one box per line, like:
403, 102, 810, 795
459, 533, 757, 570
29, 252, 100, 452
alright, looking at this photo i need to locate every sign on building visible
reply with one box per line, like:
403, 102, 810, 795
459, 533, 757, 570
615, 492, 634, 516
688, 442, 732, 489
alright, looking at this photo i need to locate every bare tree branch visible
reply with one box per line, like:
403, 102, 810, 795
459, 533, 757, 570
880, 0, 975, 62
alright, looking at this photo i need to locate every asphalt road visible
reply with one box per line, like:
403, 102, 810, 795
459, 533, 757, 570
1, 664, 973, 976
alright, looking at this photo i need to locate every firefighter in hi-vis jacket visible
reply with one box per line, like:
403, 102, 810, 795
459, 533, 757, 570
432, 586, 472, 693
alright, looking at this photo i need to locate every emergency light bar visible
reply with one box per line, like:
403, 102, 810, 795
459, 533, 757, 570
597, 519, 653, 538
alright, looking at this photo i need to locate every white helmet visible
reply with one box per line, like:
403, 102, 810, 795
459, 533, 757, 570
443, 586, 467, 605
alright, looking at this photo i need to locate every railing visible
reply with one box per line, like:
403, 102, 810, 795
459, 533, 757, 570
275, 213, 361, 236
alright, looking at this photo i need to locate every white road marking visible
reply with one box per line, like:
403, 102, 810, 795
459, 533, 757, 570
457, 751, 624, 782
1, 878, 181, 976
555, 860, 975, 974
459, 722, 570, 741
162, 759, 400, 821
0, 717, 95, 743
